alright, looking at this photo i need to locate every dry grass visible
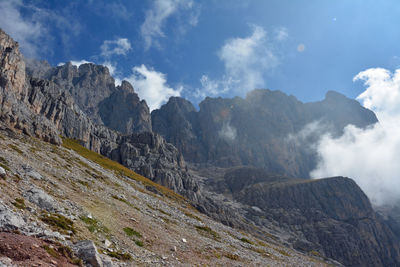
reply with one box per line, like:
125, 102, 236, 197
61, 138, 187, 203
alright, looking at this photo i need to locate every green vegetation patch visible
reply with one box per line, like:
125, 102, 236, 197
123, 227, 142, 238
239, 237, 254, 245
0, 156, 10, 172
184, 211, 202, 221
80, 216, 109, 234
8, 144, 23, 155
41, 213, 75, 234
224, 253, 240, 261
62, 138, 186, 203
43, 245, 59, 258
106, 250, 132, 261
195, 225, 219, 240
135, 240, 144, 247
112, 195, 130, 205
12, 198, 26, 209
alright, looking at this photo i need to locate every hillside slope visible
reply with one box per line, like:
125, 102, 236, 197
0, 125, 334, 266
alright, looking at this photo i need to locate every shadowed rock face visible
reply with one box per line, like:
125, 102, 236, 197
222, 170, 400, 267
152, 89, 378, 178
99, 81, 152, 134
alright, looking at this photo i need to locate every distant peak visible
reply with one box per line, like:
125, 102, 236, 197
325, 90, 348, 100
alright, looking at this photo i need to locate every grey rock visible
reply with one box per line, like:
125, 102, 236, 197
25, 187, 58, 212
99, 80, 152, 134
0, 29, 61, 144
232, 174, 400, 267
0, 167, 5, 178
73, 240, 103, 267
0, 257, 15, 267
152, 90, 378, 178
26, 170, 42, 180
0, 202, 25, 231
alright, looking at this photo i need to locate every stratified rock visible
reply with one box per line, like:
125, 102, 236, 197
0, 29, 61, 144
233, 175, 400, 267
72, 240, 103, 267
99, 80, 152, 134
152, 90, 378, 178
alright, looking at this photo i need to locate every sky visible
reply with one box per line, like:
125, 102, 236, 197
2, 0, 400, 110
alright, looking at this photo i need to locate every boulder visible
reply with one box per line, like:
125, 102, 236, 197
72, 240, 103, 267
0, 202, 25, 231
25, 187, 58, 212
0, 167, 6, 178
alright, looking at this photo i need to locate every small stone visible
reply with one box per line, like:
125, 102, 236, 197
87, 214, 93, 219
181, 238, 187, 243
162, 256, 168, 260
0, 167, 6, 178
171, 246, 177, 252
27, 170, 43, 180
103, 239, 111, 248
129, 217, 137, 222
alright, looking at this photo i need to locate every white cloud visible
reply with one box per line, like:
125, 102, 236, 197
100, 38, 131, 57
102, 61, 123, 86
311, 68, 400, 206
218, 122, 237, 141
125, 64, 182, 111
0, 0, 80, 58
57, 60, 92, 67
0, 0, 43, 57
140, 0, 199, 50
196, 25, 280, 98
275, 27, 288, 41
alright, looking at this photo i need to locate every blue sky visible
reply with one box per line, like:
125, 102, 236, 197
1, 0, 400, 110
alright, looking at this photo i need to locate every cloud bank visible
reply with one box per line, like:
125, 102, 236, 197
311, 68, 400, 206
125, 65, 182, 111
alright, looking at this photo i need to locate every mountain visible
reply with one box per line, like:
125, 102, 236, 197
152, 89, 377, 178
1, 28, 399, 266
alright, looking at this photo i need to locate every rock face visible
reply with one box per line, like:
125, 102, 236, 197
99, 81, 152, 134
0, 29, 61, 144
152, 89, 378, 178
220, 169, 400, 267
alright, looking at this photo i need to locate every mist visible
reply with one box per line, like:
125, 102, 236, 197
311, 68, 400, 206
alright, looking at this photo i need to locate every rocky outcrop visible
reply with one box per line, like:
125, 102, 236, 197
99, 81, 152, 134
152, 90, 378, 178
0, 29, 61, 144
72, 240, 103, 267
224, 171, 400, 267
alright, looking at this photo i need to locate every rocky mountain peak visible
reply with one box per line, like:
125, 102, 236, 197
0, 28, 26, 96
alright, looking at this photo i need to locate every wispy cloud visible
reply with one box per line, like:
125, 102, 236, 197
0, 0, 80, 58
0, 0, 43, 57
311, 68, 400, 206
275, 27, 288, 41
140, 0, 200, 50
100, 38, 132, 58
196, 25, 281, 99
124, 64, 182, 111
